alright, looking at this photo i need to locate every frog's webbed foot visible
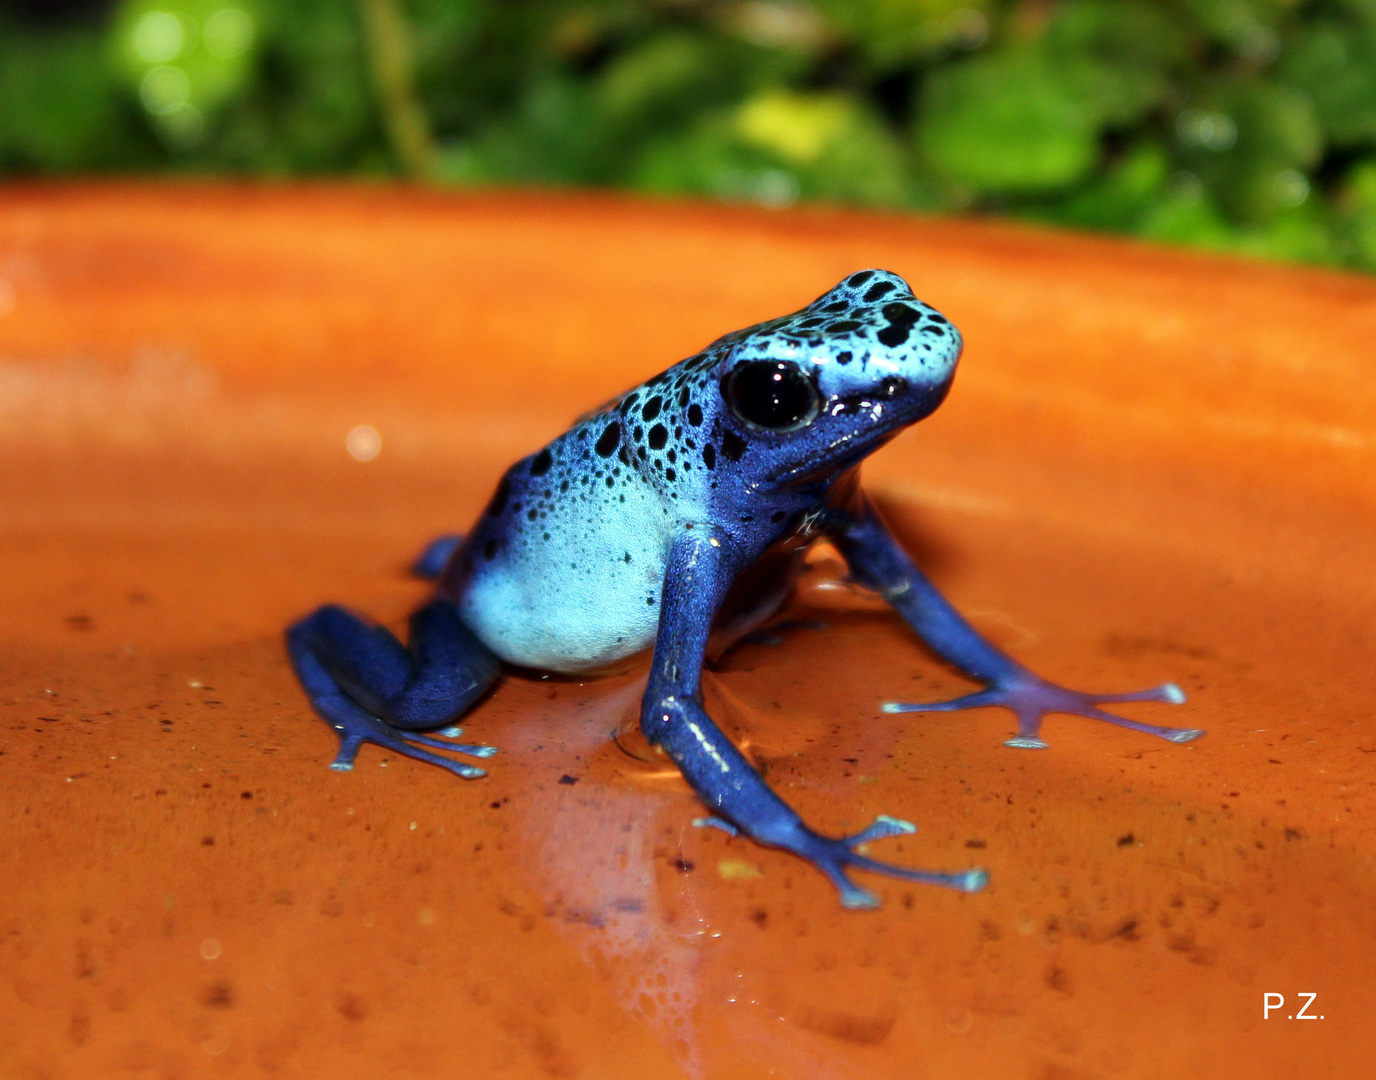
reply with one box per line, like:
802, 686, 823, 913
696, 814, 986, 908
808, 816, 987, 909
706, 814, 987, 909
328, 715, 496, 779
288, 599, 500, 778
883, 676, 1202, 749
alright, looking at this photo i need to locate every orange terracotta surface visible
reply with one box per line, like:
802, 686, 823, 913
1, 185, 1373, 1080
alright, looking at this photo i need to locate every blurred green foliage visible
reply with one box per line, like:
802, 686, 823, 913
8, 0, 1376, 271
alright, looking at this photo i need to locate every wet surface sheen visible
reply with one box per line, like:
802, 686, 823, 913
1, 186, 1373, 1079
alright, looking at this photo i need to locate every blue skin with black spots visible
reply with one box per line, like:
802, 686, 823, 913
288, 270, 1203, 909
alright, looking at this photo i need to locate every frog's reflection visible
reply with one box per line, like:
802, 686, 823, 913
498, 644, 910, 1080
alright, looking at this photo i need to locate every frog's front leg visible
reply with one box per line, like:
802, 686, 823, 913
287, 599, 499, 777
828, 495, 1203, 749
645, 529, 987, 909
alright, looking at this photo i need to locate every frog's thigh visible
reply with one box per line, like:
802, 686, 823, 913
412, 534, 463, 579
288, 598, 499, 775
289, 600, 498, 730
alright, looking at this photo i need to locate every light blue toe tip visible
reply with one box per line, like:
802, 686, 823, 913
875, 814, 917, 835
840, 887, 882, 910
959, 868, 990, 892
1161, 683, 1187, 704
1004, 736, 1049, 750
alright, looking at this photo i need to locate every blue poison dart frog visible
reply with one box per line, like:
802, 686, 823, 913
287, 270, 1203, 910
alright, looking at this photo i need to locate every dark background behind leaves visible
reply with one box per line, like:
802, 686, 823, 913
6, 0, 1376, 271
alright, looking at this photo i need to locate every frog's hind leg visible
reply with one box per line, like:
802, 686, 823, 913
287, 599, 499, 777
411, 534, 463, 579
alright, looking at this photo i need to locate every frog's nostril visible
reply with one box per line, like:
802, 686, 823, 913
880, 377, 906, 399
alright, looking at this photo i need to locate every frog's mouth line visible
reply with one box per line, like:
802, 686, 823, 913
769, 424, 900, 486
768, 386, 948, 486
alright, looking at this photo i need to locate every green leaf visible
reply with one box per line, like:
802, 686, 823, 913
631, 91, 914, 208
916, 47, 1098, 193
231, 0, 378, 174
1047, 141, 1172, 229
1182, 0, 1286, 61
1046, 0, 1190, 126
592, 30, 790, 139
1336, 159, 1376, 269
1176, 78, 1322, 221
1230, 204, 1337, 265
436, 73, 599, 184
1137, 180, 1238, 249
1278, 20, 1376, 148
0, 31, 133, 171
112, 0, 260, 108
813, 0, 992, 67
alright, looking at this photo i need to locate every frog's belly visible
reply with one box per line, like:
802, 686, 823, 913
457, 536, 668, 674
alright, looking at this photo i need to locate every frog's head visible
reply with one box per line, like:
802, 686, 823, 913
712, 269, 962, 487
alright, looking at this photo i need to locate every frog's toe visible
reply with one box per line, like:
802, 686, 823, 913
329, 729, 366, 770
692, 815, 741, 836
846, 813, 917, 845
401, 727, 498, 758
831, 874, 882, 911
1090, 682, 1187, 706
822, 848, 988, 909
1003, 735, 1049, 750
882, 688, 1002, 714
327, 715, 493, 779
792, 821, 988, 910
1075, 702, 1203, 744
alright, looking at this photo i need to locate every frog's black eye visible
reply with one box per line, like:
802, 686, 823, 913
723, 361, 819, 432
